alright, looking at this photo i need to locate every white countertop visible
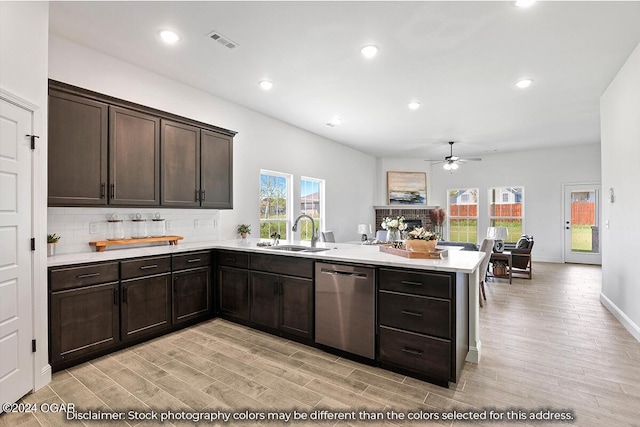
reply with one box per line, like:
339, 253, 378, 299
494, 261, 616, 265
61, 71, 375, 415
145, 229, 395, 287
47, 239, 485, 274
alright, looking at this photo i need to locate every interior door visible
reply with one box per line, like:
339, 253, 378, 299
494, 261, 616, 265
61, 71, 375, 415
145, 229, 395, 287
564, 184, 601, 265
0, 97, 34, 406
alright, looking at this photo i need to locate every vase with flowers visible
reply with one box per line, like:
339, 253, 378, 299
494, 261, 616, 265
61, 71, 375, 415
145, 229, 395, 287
405, 227, 439, 252
381, 216, 407, 242
429, 207, 446, 240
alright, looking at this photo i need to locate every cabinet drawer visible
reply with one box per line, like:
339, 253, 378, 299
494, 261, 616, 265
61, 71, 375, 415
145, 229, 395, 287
216, 250, 249, 269
379, 326, 451, 380
379, 291, 451, 339
121, 256, 171, 280
250, 253, 314, 279
173, 251, 211, 271
50, 262, 119, 291
379, 268, 452, 299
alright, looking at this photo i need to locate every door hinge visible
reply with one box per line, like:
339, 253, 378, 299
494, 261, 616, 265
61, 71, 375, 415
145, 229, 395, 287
31, 238, 36, 251
32, 339, 36, 353
26, 134, 40, 150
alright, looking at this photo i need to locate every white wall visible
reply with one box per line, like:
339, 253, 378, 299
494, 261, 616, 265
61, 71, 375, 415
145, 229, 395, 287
48, 35, 376, 246
0, 1, 50, 391
377, 144, 602, 263
600, 42, 640, 341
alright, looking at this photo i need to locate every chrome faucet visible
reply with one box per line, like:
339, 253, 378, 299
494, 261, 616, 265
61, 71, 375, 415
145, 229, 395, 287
292, 214, 319, 247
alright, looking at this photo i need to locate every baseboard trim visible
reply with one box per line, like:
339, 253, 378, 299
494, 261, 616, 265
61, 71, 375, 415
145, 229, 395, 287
34, 363, 52, 391
600, 292, 640, 343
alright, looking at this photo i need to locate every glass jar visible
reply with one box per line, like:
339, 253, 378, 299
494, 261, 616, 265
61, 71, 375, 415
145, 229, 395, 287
150, 212, 166, 237
131, 213, 147, 239
107, 215, 124, 240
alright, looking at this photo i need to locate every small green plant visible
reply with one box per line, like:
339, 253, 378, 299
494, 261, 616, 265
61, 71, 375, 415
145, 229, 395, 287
47, 233, 61, 244
237, 224, 251, 235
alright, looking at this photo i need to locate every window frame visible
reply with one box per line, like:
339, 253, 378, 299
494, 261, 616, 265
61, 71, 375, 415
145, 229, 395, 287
489, 186, 525, 243
299, 176, 325, 241
259, 169, 293, 239
447, 188, 479, 244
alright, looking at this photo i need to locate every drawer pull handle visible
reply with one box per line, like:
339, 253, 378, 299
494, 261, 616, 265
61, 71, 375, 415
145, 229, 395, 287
187, 258, 201, 263
401, 280, 422, 287
77, 272, 100, 279
401, 310, 423, 317
401, 347, 424, 356
140, 265, 158, 270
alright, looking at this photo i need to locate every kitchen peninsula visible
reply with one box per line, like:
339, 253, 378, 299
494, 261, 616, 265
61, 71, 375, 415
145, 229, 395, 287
47, 239, 485, 387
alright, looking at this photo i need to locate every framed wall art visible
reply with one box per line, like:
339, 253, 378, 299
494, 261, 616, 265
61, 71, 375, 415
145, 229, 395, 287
387, 171, 427, 205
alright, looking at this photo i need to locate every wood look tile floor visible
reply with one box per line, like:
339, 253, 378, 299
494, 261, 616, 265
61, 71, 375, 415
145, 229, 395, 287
3, 262, 640, 427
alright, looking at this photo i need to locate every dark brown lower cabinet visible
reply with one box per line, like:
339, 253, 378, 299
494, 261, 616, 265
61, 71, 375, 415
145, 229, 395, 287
173, 267, 212, 325
49, 282, 119, 366
377, 267, 467, 387
249, 259, 314, 340
218, 266, 250, 321
121, 274, 171, 341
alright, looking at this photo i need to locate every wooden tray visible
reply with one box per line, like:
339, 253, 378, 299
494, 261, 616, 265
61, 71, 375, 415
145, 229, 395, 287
89, 235, 183, 252
379, 245, 448, 259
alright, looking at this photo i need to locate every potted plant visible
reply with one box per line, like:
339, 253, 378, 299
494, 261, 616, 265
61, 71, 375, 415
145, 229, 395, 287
237, 224, 251, 239
405, 227, 439, 252
47, 233, 61, 257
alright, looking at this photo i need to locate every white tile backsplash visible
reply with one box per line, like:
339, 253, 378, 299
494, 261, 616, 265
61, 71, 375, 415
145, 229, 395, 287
48, 207, 221, 255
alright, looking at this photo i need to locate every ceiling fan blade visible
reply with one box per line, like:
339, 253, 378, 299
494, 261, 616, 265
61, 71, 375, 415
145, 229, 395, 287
424, 159, 444, 164
459, 157, 482, 162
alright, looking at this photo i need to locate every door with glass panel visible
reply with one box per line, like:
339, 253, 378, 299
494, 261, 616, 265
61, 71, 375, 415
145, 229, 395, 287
564, 184, 601, 264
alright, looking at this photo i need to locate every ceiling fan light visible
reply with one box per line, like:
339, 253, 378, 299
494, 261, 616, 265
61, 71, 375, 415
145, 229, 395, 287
259, 80, 274, 90
408, 102, 421, 110
443, 163, 451, 171
450, 162, 459, 170
361, 45, 378, 58
516, 79, 533, 89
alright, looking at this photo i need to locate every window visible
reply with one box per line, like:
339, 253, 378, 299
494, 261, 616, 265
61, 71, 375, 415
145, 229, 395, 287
299, 177, 325, 241
489, 186, 524, 243
448, 188, 478, 243
259, 170, 292, 239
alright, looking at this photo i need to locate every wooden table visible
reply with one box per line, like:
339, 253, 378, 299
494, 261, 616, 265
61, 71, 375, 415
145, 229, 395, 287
489, 252, 512, 284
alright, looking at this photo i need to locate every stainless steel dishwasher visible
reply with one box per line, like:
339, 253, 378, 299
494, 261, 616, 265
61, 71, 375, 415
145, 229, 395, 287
315, 262, 375, 359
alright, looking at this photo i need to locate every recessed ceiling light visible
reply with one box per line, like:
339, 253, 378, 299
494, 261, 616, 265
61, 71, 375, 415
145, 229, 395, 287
408, 102, 421, 110
160, 30, 180, 44
516, 79, 533, 89
361, 45, 378, 58
259, 80, 273, 90
515, 0, 536, 8
326, 117, 342, 127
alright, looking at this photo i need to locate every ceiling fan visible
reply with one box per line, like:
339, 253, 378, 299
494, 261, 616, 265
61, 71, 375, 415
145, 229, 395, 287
425, 141, 482, 170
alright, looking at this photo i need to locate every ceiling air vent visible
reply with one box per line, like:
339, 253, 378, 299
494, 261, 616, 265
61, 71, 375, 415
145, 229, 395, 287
207, 30, 239, 50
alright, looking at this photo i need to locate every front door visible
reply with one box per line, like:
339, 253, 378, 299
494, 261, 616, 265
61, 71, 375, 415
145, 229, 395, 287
0, 96, 34, 407
563, 184, 601, 265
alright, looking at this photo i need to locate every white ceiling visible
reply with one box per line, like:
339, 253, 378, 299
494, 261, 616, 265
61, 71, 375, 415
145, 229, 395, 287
49, 1, 640, 159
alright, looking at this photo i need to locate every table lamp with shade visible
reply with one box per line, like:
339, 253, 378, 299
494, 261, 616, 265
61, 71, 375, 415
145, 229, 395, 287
487, 226, 509, 252
358, 224, 372, 242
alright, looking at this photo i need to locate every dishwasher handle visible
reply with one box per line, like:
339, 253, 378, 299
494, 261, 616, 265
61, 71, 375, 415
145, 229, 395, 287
319, 268, 369, 279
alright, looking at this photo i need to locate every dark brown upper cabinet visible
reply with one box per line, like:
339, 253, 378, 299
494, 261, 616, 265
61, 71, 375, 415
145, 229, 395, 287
201, 129, 233, 209
109, 106, 160, 206
48, 90, 109, 206
161, 120, 201, 207
47, 80, 236, 209
161, 121, 233, 209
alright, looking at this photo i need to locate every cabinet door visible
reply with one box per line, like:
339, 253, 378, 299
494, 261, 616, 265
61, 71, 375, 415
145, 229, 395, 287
201, 129, 233, 209
218, 266, 249, 321
280, 275, 313, 339
173, 267, 212, 325
109, 106, 160, 205
250, 271, 279, 329
121, 274, 171, 341
161, 120, 201, 207
50, 282, 119, 365
48, 90, 108, 206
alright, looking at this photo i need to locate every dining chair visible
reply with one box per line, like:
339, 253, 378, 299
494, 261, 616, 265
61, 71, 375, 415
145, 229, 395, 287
321, 231, 335, 243
478, 238, 494, 307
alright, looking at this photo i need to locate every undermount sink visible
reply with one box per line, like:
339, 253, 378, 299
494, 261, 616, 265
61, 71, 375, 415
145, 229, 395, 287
265, 245, 330, 253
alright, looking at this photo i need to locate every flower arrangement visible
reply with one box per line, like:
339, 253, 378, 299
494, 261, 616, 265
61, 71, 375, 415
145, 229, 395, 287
381, 216, 407, 232
406, 227, 439, 241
